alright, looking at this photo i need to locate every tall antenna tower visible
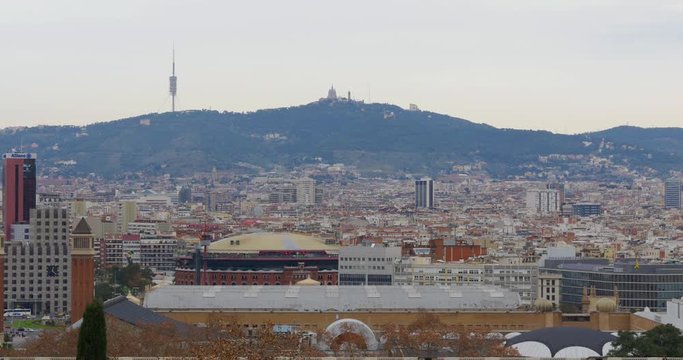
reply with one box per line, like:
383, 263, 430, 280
169, 46, 177, 112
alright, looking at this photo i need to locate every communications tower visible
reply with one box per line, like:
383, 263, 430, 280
169, 47, 177, 112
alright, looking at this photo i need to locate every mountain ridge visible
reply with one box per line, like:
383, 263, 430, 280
0, 100, 681, 178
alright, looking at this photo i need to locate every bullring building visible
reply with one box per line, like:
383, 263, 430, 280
174, 232, 338, 286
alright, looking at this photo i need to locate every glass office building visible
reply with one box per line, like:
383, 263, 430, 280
543, 258, 683, 312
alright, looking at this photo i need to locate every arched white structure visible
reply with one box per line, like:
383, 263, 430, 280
320, 318, 379, 351
511, 340, 613, 358
602, 341, 615, 355
505, 332, 522, 339
554, 346, 600, 358
510, 341, 553, 357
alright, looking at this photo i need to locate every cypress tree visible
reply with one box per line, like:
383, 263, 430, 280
77, 300, 107, 360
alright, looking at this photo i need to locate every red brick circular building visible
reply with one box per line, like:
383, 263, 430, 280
175, 232, 338, 286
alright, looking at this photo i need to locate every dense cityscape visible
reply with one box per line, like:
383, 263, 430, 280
1, 132, 683, 357
4, 1, 683, 358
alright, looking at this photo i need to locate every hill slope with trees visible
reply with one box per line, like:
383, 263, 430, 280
0, 100, 681, 178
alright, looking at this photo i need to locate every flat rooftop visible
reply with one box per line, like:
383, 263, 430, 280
144, 285, 521, 312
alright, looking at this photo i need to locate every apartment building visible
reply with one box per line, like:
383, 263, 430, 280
4, 207, 71, 315
394, 259, 539, 306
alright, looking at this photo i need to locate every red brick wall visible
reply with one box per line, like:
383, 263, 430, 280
71, 255, 94, 324
430, 239, 487, 262
0, 256, 4, 330
443, 244, 486, 262
174, 269, 338, 286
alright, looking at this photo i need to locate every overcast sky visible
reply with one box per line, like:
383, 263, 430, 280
1, 0, 681, 133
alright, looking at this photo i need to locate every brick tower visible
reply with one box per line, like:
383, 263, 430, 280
70, 217, 95, 324
0, 234, 4, 331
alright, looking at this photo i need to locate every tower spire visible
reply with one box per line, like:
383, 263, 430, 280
169, 45, 178, 112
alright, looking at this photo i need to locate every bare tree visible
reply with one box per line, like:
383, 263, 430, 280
381, 312, 519, 357
191, 321, 323, 360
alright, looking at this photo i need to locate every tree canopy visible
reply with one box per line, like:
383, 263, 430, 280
609, 324, 683, 357
111, 263, 154, 293
76, 301, 107, 360
380, 313, 519, 357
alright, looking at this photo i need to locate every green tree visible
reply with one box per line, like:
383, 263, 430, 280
110, 263, 154, 293
95, 282, 117, 302
610, 324, 683, 357
77, 300, 107, 360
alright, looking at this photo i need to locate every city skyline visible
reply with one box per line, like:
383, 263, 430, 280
4, 1, 683, 357
2, 1, 683, 134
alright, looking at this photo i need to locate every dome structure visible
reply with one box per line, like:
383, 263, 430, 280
534, 298, 553, 312
296, 275, 321, 286
320, 318, 378, 351
595, 298, 617, 312
208, 232, 339, 254
505, 327, 616, 358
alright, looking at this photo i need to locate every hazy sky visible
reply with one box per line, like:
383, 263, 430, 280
1, 0, 682, 133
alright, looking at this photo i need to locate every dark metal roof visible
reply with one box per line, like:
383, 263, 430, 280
72, 217, 92, 235
505, 326, 616, 356
102, 296, 188, 332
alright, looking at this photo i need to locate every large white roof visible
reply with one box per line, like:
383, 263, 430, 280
144, 285, 521, 312
208, 232, 339, 254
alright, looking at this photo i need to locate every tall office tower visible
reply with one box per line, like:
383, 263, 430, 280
664, 179, 682, 209
68, 199, 87, 220
70, 217, 95, 324
116, 201, 138, 233
4, 207, 71, 315
415, 178, 434, 209
526, 189, 560, 214
2, 153, 37, 241
315, 188, 324, 204
547, 182, 565, 205
296, 178, 317, 206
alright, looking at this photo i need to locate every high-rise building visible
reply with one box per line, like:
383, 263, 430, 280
526, 189, 560, 214
68, 199, 87, 220
116, 201, 138, 233
415, 178, 434, 209
2, 153, 37, 241
664, 178, 682, 209
547, 182, 565, 204
296, 178, 317, 206
206, 191, 230, 212
70, 217, 95, 323
4, 207, 71, 315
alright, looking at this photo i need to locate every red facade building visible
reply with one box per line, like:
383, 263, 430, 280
175, 232, 339, 286
429, 238, 487, 262
2, 153, 36, 241
175, 262, 337, 286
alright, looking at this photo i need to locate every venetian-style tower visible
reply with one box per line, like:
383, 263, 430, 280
70, 218, 95, 324
0, 234, 4, 330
